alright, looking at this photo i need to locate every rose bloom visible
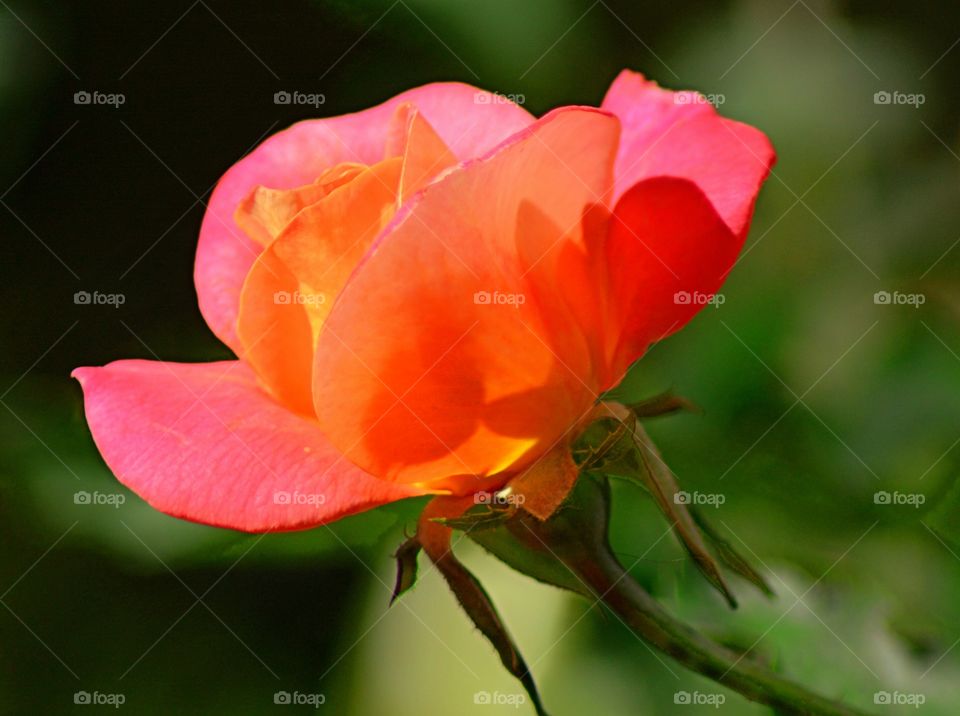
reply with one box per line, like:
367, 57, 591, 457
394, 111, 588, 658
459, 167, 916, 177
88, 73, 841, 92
74, 71, 774, 531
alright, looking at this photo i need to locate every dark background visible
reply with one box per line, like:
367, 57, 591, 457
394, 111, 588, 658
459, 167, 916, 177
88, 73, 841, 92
3, 0, 960, 713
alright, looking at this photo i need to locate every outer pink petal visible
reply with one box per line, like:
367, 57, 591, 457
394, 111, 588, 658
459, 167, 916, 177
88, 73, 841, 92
73, 360, 422, 532
196, 84, 534, 354
602, 69, 775, 238
604, 177, 740, 379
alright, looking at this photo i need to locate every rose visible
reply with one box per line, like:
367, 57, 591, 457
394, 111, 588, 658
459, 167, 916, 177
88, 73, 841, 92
73, 71, 773, 531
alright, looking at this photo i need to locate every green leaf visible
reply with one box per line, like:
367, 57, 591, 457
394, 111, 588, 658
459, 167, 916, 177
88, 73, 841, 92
690, 507, 775, 598
468, 475, 612, 599
627, 420, 737, 608
431, 504, 514, 532
390, 535, 421, 605
435, 554, 549, 716
418, 502, 550, 716
628, 390, 701, 419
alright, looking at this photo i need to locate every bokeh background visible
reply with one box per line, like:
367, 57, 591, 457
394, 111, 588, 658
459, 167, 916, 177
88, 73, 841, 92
3, 0, 960, 713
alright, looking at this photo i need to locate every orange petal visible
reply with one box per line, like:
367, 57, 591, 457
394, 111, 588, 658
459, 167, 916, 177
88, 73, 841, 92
236, 158, 403, 415
506, 443, 580, 521
385, 103, 459, 204
235, 247, 313, 414
234, 163, 365, 246
196, 82, 532, 354
312, 108, 621, 488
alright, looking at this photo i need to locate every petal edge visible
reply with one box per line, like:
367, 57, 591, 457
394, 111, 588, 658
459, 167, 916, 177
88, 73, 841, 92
73, 360, 422, 532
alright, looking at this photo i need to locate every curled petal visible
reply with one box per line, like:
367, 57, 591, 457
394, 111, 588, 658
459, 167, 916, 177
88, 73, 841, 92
602, 69, 775, 238
601, 70, 775, 373
236, 159, 403, 415
197, 83, 533, 354
73, 360, 421, 532
234, 163, 365, 246
384, 103, 459, 204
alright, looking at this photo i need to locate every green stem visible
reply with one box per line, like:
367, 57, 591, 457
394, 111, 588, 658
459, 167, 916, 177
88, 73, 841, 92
473, 474, 874, 715
575, 549, 871, 716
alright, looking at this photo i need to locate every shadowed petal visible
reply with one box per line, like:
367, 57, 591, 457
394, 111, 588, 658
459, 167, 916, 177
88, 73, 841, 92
312, 107, 620, 488
602, 69, 775, 238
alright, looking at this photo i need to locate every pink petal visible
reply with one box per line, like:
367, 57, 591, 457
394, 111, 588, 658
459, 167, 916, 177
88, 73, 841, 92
73, 360, 422, 532
196, 84, 533, 354
604, 177, 739, 379
602, 69, 775, 238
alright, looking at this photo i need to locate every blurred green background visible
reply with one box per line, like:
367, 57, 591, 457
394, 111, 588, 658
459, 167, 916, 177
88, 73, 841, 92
2, 0, 960, 713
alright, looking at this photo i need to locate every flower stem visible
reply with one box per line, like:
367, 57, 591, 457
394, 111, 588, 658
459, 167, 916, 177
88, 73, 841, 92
471, 472, 873, 715
575, 549, 871, 716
